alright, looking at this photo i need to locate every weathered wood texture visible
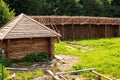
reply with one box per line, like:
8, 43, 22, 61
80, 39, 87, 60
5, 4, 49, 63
0, 14, 60, 40
32, 16, 120, 40
0, 14, 60, 59
0, 37, 55, 59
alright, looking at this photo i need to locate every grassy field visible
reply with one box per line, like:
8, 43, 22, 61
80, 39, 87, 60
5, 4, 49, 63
55, 37, 120, 79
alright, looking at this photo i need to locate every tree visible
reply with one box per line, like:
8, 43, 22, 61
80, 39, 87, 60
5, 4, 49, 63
100, 0, 112, 17
4, 0, 82, 16
79, 0, 103, 16
0, 0, 15, 27
111, 0, 120, 17
54, 0, 82, 16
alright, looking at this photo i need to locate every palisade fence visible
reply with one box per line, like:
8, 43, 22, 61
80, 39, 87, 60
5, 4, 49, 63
31, 16, 120, 40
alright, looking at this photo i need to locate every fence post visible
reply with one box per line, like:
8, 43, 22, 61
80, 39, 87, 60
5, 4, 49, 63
0, 48, 4, 80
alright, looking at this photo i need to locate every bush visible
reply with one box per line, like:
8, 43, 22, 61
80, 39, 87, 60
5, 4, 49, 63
4, 52, 52, 67
23, 52, 52, 62
0, 0, 15, 27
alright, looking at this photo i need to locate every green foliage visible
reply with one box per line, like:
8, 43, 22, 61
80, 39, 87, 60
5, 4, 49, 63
55, 38, 120, 79
23, 52, 52, 62
4, 52, 52, 67
4, 0, 82, 16
111, 0, 120, 17
0, 0, 15, 27
5, 0, 120, 17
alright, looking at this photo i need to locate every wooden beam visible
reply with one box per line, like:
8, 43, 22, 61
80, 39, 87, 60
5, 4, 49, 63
105, 25, 108, 38
61, 18, 73, 25
72, 17, 74, 39
88, 19, 91, 38
6, 67, 28, 71
91, 70, 114, 80
49, 37, 54, 58
119, 25, 120, 36
81, 19, 90, 25
112, 19, 120, 25
6, 39, 10, 59
47, 70, 60, 80
58, 74, 67, 80
62, 25, 65, 40
97, 19, 106, 25
56, 68, 95, 75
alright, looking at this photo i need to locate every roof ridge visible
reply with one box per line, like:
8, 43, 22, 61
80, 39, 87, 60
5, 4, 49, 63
0, 14, 24, 39
23, 14, 61, 37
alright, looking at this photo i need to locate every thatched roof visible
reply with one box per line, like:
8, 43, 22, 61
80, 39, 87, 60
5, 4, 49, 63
31, 16, 120, 25
0, 13, 60, 40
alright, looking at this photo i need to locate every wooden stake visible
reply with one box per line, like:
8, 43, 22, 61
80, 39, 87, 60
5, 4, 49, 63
47, 70, 60, 80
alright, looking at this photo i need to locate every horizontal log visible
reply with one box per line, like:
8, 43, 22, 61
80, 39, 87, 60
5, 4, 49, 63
6, 67, 28, 71
91, 70, 114, 80
56, 68, 95, 75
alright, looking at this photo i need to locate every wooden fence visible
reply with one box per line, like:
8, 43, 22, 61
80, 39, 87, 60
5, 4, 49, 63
31, 16, 120, 40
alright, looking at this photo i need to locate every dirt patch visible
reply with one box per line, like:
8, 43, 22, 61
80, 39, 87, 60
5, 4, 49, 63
56, 55, 80, 71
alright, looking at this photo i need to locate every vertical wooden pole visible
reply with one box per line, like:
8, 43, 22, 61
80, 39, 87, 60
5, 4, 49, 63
105, 25, 107, 38
90, 24, 91, 38
88, 19, 91, 38
119, 25, 120, 37
61, 18, 65, 40
62, 25, 65, 40
72, 17, 74, 39
49, 37, 54, 58
6, 39, 10, 59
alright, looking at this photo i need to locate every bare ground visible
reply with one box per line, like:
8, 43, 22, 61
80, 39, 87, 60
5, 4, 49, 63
8, 55, 92, 80
56, 55, 80, 71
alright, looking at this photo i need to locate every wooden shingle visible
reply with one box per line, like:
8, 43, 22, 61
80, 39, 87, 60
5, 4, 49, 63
0, 13, 60, 40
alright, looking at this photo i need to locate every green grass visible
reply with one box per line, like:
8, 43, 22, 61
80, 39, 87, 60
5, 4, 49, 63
16, 69, 43, 80
0, 65, 10, 79
55, 37, 120, 79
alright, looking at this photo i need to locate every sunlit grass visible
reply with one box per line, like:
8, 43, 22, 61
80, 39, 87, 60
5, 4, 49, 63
16, 69, 43, 80
55, 37, 120, 79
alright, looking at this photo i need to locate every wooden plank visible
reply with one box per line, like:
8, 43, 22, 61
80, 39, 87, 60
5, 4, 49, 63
72, 17, 74, 39
56, 68, 95, 75
0, 14, 23, 39
46, 70, 60, 80
6, 67, 28, 71
91, 70, 114, 80
49, 37, 54, 58
119, 25, 120, 36
105, 25, 108, 38
58, 74, 67, 80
